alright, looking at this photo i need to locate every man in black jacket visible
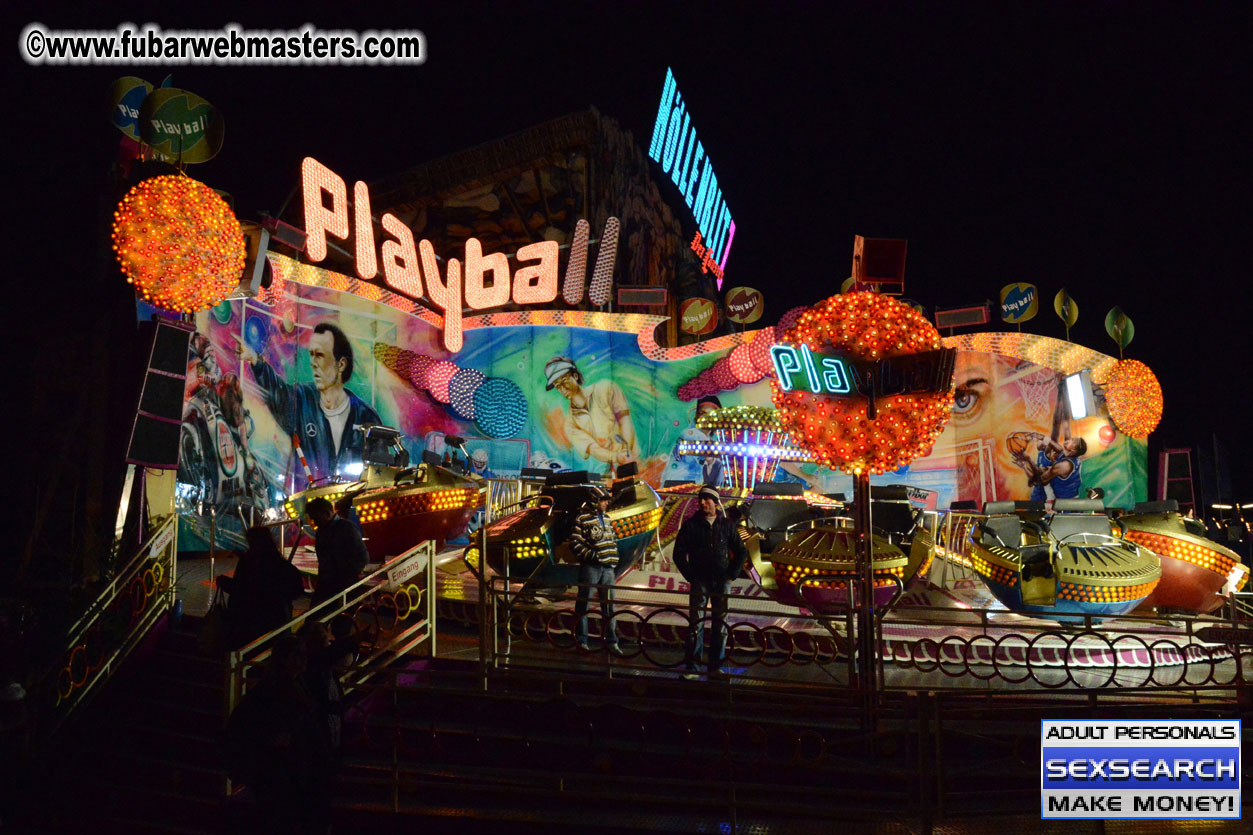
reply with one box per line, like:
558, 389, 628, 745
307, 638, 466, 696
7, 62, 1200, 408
306, 497, 369, 608
672, 486, 748, 676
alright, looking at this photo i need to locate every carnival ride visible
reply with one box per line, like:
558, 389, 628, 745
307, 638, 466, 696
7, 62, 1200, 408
283, 425, 483, 560
751, 487, 933, 614
1121, 499, 1249, 614
956, 498, 1162, 621
664, 406, 935, 616
463, 465, 663, 588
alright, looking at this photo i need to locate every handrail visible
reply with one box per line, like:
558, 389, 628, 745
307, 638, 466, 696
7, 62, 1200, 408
42, 515, 179, 734
225, 539, 437, 722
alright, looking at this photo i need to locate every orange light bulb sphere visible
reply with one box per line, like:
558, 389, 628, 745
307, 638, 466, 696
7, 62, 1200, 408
112, 174, 245, 313
1102, 359, 1162, 438
770, 292, 955, 475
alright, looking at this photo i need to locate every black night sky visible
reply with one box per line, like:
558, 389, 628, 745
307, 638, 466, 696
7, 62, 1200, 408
10, 2, 1252, 502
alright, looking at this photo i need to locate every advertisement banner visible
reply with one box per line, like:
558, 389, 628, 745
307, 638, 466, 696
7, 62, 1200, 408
724, 286, 764, 324
679, 298, 717, 335
1000, 283, 1038, 323
1042, 720, 1240, 819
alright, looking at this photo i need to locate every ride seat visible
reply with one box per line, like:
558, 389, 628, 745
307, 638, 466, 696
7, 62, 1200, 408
980, 501, 1022, 547
870, 500, 918, 540
1047, 498, 1110, 541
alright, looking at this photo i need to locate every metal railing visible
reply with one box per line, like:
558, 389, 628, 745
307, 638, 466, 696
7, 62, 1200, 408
465, 513, 1252, 708
41, 515, 178, 734
224, 539, 437, 721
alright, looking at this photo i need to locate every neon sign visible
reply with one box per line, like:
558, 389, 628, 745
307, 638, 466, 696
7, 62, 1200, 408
648, 68, 735, 286
301, 157, 620, 352
770, 342, 956, 418
770, 344, 853, 395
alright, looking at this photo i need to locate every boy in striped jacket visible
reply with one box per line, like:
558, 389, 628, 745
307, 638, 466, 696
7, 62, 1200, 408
570, 486, 624, 654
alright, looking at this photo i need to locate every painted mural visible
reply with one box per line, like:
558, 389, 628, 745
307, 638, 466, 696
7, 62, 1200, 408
165, 281, 1146, 551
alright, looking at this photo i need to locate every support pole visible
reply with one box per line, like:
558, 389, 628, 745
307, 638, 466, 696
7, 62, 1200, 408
478, 521, 488, 691
853, 472, 878, 716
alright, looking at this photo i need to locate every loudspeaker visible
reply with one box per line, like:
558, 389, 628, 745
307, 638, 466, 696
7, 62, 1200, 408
851, 235, 908, 295
125, 319, 193, 469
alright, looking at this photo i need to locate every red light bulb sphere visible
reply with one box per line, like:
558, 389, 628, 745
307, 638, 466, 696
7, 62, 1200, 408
770, 292, 954, 475
1102, 359, 1162, 438
112, 174, 244, 313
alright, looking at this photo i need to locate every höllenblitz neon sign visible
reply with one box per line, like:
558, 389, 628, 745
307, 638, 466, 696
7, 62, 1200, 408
648, 68, 735, 286
301, 156, 620, 352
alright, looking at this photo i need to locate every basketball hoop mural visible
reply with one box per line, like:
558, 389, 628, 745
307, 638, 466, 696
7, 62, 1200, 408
770, 292, 956, 475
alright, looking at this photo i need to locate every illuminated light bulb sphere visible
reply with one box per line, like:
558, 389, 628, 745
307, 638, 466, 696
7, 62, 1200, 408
254, 262, 285, 307
112, 174, 244, 313
771, 292, 955, 476
426, 361, 458, 404
712, 359, 739, 390
448, 367, 486, 421
1101, 359, 1162, 438
407, 354, 435, 391
728, 342, 763, 384
748, 329, 776, 373
474, 378, 528, 439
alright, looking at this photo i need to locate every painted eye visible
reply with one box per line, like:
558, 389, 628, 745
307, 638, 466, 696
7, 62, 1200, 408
953, 387, 980, 414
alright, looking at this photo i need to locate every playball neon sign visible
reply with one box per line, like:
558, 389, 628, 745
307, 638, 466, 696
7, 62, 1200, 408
301, 157, 620, 352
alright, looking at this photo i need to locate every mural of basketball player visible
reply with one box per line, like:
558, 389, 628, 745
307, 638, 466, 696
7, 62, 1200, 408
234, 322, 380, 484
1010, 434, 1087, 502
544, 355, 640, 468
936, 354, 1060, 504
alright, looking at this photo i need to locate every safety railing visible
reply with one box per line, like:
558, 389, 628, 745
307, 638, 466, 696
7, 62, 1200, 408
483, 477, 545, 524
470, 546, 1251, 706
481, 569, 861, 692
41, 514, 178, 734
224, 539, 437, 721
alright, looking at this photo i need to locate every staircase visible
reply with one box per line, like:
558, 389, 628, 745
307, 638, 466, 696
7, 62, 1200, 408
24, 613, 231, 834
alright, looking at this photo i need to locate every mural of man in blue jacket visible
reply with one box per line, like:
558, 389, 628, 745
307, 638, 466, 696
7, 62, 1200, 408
236, 322, 381, 486
672, 486, 748, 677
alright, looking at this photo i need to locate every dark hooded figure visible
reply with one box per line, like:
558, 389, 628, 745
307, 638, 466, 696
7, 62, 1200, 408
217, 527, 304, 649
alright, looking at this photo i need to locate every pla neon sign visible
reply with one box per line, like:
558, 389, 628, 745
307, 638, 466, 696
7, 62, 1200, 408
301, 156, 620, 352
648, 68, 735, 286
770, 343, 853, 395
771, 343, 956, 418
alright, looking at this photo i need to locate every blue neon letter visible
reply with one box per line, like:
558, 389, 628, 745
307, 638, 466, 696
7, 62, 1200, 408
770, 344, 805, 391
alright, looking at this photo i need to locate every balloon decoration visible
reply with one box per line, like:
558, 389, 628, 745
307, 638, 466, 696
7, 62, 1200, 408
771, 292, 954, 476
1053, 288, 1078, 341
1104, 306, 1135, 356
1100, 359, 1162, 438
112, 174, 244, 313
372, 344, 528, 439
